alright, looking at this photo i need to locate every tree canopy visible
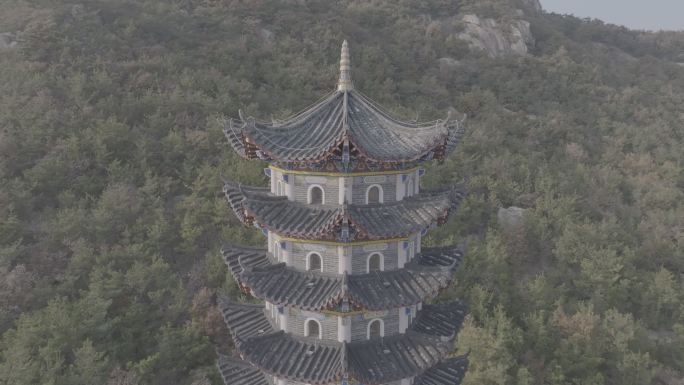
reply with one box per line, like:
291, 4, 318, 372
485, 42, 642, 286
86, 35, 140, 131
1, 0, 683, 384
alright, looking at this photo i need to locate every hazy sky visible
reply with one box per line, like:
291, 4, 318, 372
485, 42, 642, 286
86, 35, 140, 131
541, 0, 684, 31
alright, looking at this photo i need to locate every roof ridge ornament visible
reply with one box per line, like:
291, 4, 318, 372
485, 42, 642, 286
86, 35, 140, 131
337, 40, 353, 92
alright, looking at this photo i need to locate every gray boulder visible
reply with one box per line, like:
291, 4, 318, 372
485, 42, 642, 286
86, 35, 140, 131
498, 206, 526, 230
0, 32, 18, 49
437, 57, 461, 72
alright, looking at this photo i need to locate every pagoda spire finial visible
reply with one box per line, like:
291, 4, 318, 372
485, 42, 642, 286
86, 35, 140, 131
338, 40, 353, 91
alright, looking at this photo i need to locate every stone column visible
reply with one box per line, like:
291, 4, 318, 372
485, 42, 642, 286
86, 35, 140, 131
397, 240, 407, 268
284, 173, 294, 201
339, 176, 346, 204
338, 246, 351, 274
279, 307, 289, 332
338, 315, 351, 342
396, 173, 405, 201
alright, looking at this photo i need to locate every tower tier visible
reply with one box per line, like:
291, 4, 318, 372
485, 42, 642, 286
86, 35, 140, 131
219, 300, 467, 385
222, 244, 463, 312
223, 180, 464, 243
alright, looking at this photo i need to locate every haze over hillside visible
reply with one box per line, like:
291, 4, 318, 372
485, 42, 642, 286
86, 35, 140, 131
542, 0, 684, 31
1, 0, 683, 384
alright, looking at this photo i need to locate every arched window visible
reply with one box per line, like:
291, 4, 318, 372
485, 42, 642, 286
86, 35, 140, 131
367, 319, 384, 339
367, 252, 384, 273
406, 179, 414, 197
366, 185, 383, 204
308, 185, 324, 204
276, 180, 284, 196
307, 252, 322, 272
305, 319, 322, 339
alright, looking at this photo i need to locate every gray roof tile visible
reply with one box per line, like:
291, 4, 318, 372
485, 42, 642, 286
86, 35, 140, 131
414, 356, 469, 385
410, 302, 468, 339
224, 181, 465, 241
218, 300, 273, 349
239, 331, 344, 384
222, 244, 463, 311
348, 331, 451, 383
217, 355, 269, 385
225, 90, 465, 165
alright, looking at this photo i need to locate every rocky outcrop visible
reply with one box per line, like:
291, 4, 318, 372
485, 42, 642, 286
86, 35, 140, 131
654, 369, 684, 385
260, 28, 274, 44
428, 13, 535, 58
457, 14, 534, 57
520, 0, 542, 13
0, 32, 18, 49
438, 57, 461, 71
498, 207, 526, 230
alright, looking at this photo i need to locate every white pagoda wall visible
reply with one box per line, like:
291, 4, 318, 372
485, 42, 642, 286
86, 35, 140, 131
293, 174, 340, 206
286, 308, 339, 340
349, 175, 397, 203
266, 305, 420, 342
350, 241, 402, 274
349, 308, 401, 341
290, 242, 340, 274
269, 167, 421, 205
270, 233, 421, 274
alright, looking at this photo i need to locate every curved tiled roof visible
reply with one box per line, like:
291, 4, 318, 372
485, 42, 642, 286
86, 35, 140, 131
218, 300, 464, 385
222, 245, 274, 278
218, 300, 273, 349
241, 264, 342, 311
224, 89, 465, 165
222, 244, 463, 311
345, 266, 455, 310
217, 355, 269, 385
410, 301, 468, 339
414, 356, 469, 385
216, 347, 468, 385
348, 332, 451, 383
239, 331, 344, 385
223, 180, 465, 241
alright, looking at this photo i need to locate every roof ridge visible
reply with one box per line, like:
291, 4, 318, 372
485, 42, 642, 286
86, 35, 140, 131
222, 243, 269, 253
217, 296, 271, 311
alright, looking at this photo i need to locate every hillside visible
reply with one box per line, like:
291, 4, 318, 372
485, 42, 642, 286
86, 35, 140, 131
1, 0, 683, 384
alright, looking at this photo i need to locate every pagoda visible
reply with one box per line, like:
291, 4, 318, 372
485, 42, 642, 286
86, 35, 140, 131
218, 41, 469, 385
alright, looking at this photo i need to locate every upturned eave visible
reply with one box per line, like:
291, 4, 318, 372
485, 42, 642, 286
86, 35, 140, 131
221, 244, 464, 311
222, 180, 465, 242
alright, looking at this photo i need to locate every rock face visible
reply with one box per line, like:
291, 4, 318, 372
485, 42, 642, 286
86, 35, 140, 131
520, 0, 543, 13
260, 28, 274, 43
457, 14, 534, 57
654, 369, 684, 385
0, 32, 18, 49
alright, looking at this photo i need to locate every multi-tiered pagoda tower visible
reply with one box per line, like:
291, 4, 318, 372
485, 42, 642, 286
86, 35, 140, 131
218, 41, 469, 385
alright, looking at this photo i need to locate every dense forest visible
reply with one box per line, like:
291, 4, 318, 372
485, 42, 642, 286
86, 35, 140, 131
1, 0, 684, 384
